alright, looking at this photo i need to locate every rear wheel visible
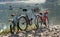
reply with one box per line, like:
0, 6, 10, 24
35, 15, 42, 29
19, 16, 28, 31
10, 24, 14, 34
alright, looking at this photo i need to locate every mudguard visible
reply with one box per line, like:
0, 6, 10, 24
17, 15, 26, 19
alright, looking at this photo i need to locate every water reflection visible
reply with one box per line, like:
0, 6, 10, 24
0, 23, 9, 32
0, 29, 3, 32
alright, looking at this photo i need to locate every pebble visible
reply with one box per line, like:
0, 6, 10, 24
49, 36, 51, 37
32, 30, 35, 33
0, 25, 60, 37
19, 33, 23, 36
0, 35, 3, 37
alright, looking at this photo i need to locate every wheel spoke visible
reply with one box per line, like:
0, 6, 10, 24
19, 17, 27, 30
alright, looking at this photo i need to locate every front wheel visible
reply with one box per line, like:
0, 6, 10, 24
19, 16, 28, 31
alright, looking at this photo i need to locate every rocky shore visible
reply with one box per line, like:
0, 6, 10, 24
0, 25, 60, 37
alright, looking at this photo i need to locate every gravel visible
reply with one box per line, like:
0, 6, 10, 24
0, 25, 60, 37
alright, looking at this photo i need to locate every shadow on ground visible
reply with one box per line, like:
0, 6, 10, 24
8, 34, 20, 37
8, 28, 47, 37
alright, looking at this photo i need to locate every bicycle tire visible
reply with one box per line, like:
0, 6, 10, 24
18, 16, 28, 31
35, 16, 39, 30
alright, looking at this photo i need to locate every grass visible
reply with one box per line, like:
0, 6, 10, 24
0, 29, 10, 35
0, 24, 37, 35
0, 24, 46, 35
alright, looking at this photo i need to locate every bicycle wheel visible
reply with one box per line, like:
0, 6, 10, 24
10, 24, 14, 34
19, 16, 28, 31
35, 15, 42, 29
46, 19, 49, 28
35, 16, 39, 29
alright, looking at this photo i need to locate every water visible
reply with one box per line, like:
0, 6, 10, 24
0, 0, 60, 32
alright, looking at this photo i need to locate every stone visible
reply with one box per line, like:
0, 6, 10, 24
28, 34, 34, 37
48, 36, 51, 37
